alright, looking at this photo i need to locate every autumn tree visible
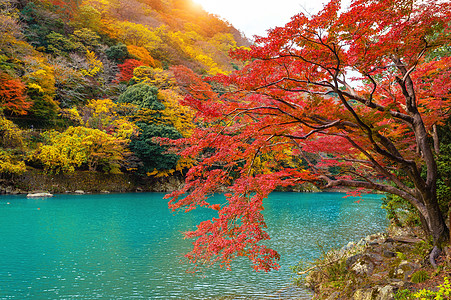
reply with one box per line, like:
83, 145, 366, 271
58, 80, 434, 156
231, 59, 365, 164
31, 126, 130, 174
0, 72, 31, 115
80, 98, 138, 140
117, 82, 185, 175
0, 114, 26, 178
167, 0, 451, 271
116, 59, 144, 83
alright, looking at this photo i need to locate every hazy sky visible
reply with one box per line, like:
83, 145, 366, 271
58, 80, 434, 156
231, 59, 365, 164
193, 0, 331, 38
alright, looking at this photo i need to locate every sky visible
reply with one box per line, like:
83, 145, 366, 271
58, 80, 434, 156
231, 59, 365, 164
193, 0, 331, 38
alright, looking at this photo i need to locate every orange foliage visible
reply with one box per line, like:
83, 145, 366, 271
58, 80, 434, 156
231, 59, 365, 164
0, 72, 31, 115
127, 45, 155, 67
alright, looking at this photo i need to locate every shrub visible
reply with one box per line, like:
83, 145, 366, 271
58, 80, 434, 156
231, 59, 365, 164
410, 270, 429, 284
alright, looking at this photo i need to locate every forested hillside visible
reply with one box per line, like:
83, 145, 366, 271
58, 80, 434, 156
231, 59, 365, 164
0, 0, 249, 182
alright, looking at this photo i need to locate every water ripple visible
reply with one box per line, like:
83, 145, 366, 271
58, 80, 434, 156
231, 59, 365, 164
0, 192, 387, 299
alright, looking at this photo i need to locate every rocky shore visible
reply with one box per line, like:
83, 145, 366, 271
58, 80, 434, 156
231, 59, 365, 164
304, 226, 450, 299
0, 169, 185, 195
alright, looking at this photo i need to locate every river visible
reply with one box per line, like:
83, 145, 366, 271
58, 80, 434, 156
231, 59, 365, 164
0, 192, 388, 299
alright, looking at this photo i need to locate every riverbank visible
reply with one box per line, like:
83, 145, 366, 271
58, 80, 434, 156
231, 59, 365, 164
0, 168, 185, 195
303, 225, 451, 299
1, 168, 329, 195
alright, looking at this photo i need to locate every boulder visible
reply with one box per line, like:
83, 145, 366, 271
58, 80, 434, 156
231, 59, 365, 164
346, 254, 375, 276
353, 288, 375, 300
352, 285, 395, 300
395, 261, 421, 281
376, 285, 395, 300
27, 192, 53, 198
74, 190, 85, 194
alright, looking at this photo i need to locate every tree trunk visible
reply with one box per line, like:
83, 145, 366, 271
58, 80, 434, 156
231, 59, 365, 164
422, 193, 449, 267
424, 199, 449, 247
432, 124, 440, 155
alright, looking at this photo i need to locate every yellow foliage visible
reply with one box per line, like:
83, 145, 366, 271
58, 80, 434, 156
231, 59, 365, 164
0, 115, 24, 148
175, 156, 195, 172
0, 149, 26, 175
86, 98, 118, 115
59, 108, 83, 125
112, 120, 138, 140
27, 83, 44, 93
23, 58, 56, 96
195, 54, 225, 75
158, 89, 195, 137
82, 99, 138, 140
114, 21, 162, 50
210, 33, 237, 54
80, 50, 104, 77
32, 126, 131, 174
132, 66, 175, 88
147, 168, 174, 177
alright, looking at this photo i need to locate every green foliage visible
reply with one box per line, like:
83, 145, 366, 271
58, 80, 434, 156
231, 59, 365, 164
46, 31, 84, 56
72, 5, 101, 31
72, 28, 101, 51
105, 43, 130, 63
20, 2, 68, 49
396, 277, 451, 299
412, 239, 433, 258
382, 193, 421, 227
394, 289, 412, 300
411, 270, 430, 284
396, 252, 407, 260
117, 82, 164, 110
436, 142, 451, 217
129, 122, 182, 174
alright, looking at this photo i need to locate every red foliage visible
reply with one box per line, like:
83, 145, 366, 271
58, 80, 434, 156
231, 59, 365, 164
166, 0, 451, 272
0, 72, 31, 115
116, 59, 144, 83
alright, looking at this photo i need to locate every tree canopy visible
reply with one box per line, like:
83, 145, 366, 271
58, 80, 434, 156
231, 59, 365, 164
167, 0, 451, 271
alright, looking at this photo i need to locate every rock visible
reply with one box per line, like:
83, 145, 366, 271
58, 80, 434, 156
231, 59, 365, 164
396, 261, 420, 281
100, 190, 110, 194
353, 288, 375, 300
353, 285, 395, 300
27, 192, 53, 198
326, 291, 341, 300
391, 281, 409, 289
343, 241, 356, 251
1, 186, 24, 194
367, 253, 384, 262
365, 233, 387, 245
347, 254, 375, 276
392, 236, 422, 243
383, 250, 396, 258
376, 285, 395, 300
74, 190, 85, 194
351, 259, 375, 276
388, 226, 416, 238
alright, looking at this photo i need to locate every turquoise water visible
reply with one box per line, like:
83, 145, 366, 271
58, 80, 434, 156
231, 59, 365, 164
0, 192, 388, 299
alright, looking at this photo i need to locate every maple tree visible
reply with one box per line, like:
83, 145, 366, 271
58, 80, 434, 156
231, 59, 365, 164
167, 0, 451, 271
0, 72, 31, 115
116, 59, 144, 83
